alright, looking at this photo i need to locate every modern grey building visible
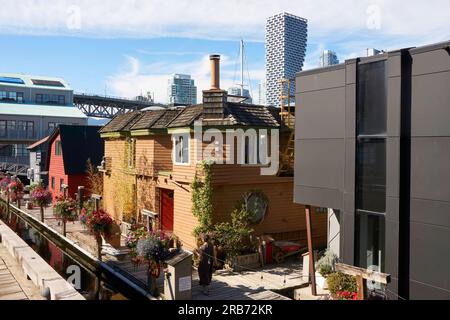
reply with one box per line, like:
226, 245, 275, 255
265, 12, 308, 107
0, 73, 87, 175
227, 87, 252, 104
294, 41, 450, 299
167, 74, 197, 105
319, 50, 339, 67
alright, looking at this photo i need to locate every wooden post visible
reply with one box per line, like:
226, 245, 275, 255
63, 220, 67, 237
6, 190, 10, 219
355, 275, 365, 300
77, 186, 85, 213
305, 205, 317, 296
40, 206, 44, 222
91, 194, 103, 261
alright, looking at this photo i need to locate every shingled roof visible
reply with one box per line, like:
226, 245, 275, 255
100, 102, 284, 134
99, 112, 143, 133
48, 125, 104, 174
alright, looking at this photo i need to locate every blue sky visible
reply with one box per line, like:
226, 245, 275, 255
0, 0, 449, 103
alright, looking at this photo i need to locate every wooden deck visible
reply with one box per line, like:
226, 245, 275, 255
0, 245, 43, 300
4, 198, 303, 300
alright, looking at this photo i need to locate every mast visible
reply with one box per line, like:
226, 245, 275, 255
240, 39, 244, 97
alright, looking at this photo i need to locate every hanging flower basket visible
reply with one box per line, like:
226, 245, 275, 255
0, 176, 11, 193
54, 195, 78, 222
31, 187, 52, 208
80, 208, 114, 239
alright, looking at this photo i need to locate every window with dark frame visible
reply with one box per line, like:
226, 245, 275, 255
55, 140, 62, 155
0, 120, 6, 137
51, 177, 55, 190
60, 178, 65, 192
174, 134, 189, 164
355, 60, 387, 273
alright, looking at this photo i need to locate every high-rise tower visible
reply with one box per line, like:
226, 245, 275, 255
265, 13, 308, 107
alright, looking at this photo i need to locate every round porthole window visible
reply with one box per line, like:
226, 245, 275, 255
244, 191, 268, 224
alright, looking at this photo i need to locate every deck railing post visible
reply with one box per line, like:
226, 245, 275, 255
305, 205, 317, 296
77, 186, 85, 213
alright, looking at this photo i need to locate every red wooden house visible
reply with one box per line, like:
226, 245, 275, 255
47, 125, 104, 202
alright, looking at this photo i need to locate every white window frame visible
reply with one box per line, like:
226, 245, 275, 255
172, 133, 190, 165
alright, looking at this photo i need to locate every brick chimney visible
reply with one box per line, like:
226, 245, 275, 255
202, 54, 227, 119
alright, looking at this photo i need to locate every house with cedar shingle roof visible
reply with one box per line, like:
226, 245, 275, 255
99, 55, 327, 253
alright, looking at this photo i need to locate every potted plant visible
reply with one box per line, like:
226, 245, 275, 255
326, 272, 358, 300
315, 249, 338, 289
30, 186, 52, 222
213, 204, 259, 271
54, 195, 78, 236
135, 231, 170, 296
80, 207, 114, 261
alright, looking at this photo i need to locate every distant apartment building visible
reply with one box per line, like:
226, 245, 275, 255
227, 87, 252, 104
0, 74, 87, 174
258, 80, 267, 106
265, 12, 308, 107
319, 50, 339, 67
366, 48, 383, 57
167, 74, 197, 105
294, 41, 450, 299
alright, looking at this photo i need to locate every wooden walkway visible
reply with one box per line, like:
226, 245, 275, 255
5, 198, 299, 300
0, 245, 43, 300
191, 271, 290, 300
0, 258, 28, 300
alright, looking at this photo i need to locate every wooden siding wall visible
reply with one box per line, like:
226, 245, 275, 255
48, 133, 68, 203
102, 131, 327, 250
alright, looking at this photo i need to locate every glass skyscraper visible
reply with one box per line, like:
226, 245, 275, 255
265, 12, 308, 107
227, 87, 252, 104
167, 74, 197, 105
319, 50, 339, 67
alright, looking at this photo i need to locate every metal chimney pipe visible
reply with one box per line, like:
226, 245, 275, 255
210, 54, 221, 90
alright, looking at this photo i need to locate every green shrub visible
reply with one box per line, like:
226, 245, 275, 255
315, 249, 338, 277
213, 203, 256, 260
326, 272, 358, 297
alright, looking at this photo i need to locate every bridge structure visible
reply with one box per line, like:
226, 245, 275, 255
73, 93, 165, 118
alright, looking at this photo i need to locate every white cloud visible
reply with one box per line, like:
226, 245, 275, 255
107, 54, 256, 103
0, 0, 448, 43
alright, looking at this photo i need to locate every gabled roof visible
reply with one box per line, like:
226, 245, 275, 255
100, 102, 284, 134
99, 112, 142, 133
131, 109, 166, 130
48, 125, 104, 175
27, 135, 51, 151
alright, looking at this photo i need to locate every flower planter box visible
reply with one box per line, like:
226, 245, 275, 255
228, 253, 261, 272
315, 272, 328, 289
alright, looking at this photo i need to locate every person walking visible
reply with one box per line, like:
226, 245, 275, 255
197, 234, 215, 295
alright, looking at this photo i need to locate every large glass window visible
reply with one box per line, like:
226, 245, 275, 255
355, 212, 385, 272
0, 91, 7, 100
357, 61, 387, 135
355, 60, 387, 272
356, 139, 386, 213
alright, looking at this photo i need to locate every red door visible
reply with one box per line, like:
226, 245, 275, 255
160, 189, 174, 232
